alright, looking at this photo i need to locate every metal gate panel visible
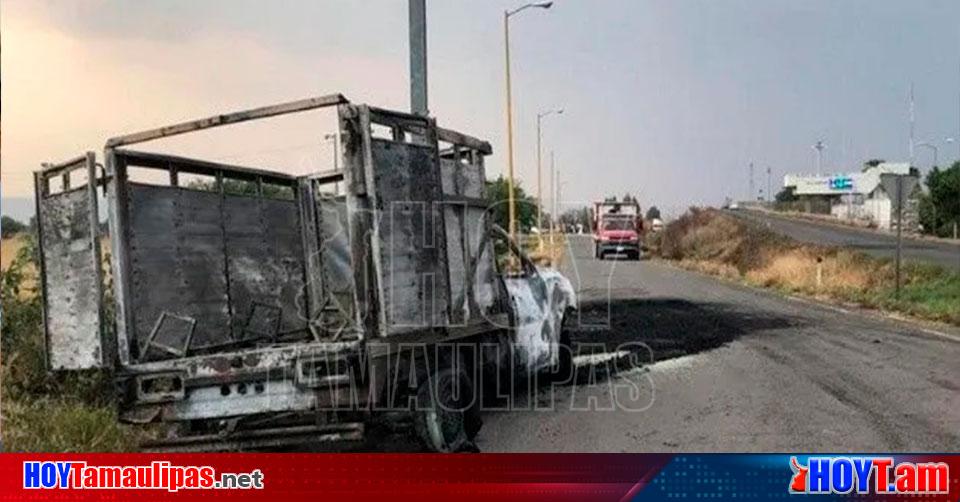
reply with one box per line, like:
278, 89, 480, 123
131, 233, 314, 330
35, 153, 107, 369
439, 155, 498, 318
126, 184, 232, 351
371, 137, 450, 333
223, 194, 306, 340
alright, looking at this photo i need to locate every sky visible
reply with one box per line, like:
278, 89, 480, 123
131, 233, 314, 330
2, 0, 960, 221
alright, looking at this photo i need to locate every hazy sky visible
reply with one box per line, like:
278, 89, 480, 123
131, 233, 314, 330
2, 0, 960, 218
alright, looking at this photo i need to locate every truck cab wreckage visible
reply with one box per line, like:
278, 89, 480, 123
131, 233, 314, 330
34, 94, 577, 452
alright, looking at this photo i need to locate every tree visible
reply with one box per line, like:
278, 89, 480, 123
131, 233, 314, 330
1, 216, 27, 238
484, 176, 538, 232
560, 206, 592, 231
645, 206, 661, 220
774, 186, 798, 203
918, 161, 960, 237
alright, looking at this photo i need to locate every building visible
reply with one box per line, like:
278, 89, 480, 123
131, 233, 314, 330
782, 162, 921, 231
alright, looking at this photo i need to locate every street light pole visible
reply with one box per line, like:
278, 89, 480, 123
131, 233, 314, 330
503, 2, 552, 245
408, 0, 428, 117
766, 166, 772, 204
813, 140, 825, 176
536, 108, 562, 243
550, 150, 556, 244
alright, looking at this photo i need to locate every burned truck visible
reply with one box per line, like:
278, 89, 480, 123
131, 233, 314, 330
33, 94, 576, 452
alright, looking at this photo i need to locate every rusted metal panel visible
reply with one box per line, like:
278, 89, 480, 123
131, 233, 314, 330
106, 94, 348, 148
440, 150, 499, 322
124, 184, 308, 355
437, 127, 492, 155
339, 104, 378, 339
35, 153, 107, 370
370, 137, 450, 333
127, 184, 232, 351
317, 194, 356, 325
106, 149, 135, 364
223, 194, 307, 340
298, 179, 324, 328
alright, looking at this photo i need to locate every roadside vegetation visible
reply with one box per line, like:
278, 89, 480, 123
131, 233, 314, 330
660, 208, 960, 326
1, 223, 145, 451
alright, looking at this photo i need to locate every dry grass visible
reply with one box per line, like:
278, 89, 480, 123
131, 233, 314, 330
745, 248, 883, 296
660, 208, 960, 326
1, 234, 27, 271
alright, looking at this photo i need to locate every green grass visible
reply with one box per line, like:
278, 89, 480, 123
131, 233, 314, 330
867, 267, 960, 325
3, 398, 144, 452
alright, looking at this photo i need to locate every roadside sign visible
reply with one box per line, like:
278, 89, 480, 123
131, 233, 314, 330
880, 174, 918, 208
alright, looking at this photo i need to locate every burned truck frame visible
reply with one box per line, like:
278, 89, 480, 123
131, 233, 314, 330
34, 94, 538, 451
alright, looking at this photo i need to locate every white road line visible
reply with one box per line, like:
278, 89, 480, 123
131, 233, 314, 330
786, 295, 960, 344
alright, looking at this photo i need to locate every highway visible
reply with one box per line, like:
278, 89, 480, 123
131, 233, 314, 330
358, 235, 959, 452
477, 236, 960, 451
731, 209, 960, 271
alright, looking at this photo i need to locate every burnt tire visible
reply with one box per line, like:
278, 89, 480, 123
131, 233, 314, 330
548, 312, 575, 385
414, 367, 481, 453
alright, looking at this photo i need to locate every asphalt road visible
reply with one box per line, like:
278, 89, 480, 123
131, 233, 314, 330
473, 235, 960, 452
730, 209, 960, 271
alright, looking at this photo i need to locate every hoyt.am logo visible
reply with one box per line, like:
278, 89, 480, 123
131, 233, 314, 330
789, 456, 949, 495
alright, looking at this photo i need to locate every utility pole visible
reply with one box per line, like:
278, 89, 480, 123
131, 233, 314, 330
766, 166, 772, 204
909, 82, 915, 165
556, 166, 563, 234
813, 140, 825, 176
749, 162, 754, 202
895, 176, 904, 301
503, 1, 553, 245
536, 108, 562, 246
408, 0, 428, 117
550, 150, 560, 249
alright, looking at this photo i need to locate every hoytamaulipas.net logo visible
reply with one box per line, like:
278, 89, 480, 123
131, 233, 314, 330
23, 461, 264, 492
789, 456, 948, 495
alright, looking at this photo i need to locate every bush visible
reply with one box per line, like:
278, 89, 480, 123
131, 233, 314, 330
1, 216, 27, 238
1, 231, 139, 451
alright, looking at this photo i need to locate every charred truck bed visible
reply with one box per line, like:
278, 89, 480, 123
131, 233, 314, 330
34, 95, 510, 451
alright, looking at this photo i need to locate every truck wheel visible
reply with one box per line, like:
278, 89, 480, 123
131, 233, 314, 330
553, 314, 574, 384
414, 367, 481, 453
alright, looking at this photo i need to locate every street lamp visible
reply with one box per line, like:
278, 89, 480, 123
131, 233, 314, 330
536, 108, 563, 243
504, 1, 553, 245
813, 140, 825, 176
915, 141, 938, 169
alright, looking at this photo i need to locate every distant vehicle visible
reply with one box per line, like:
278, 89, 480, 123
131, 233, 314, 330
729, 201, 740, 210
593, 199, 643, 260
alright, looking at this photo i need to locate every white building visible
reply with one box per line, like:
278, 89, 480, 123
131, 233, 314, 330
782, 163, 919, 231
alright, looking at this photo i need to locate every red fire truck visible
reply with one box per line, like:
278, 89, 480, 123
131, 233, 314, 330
593, 199, 643, 260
